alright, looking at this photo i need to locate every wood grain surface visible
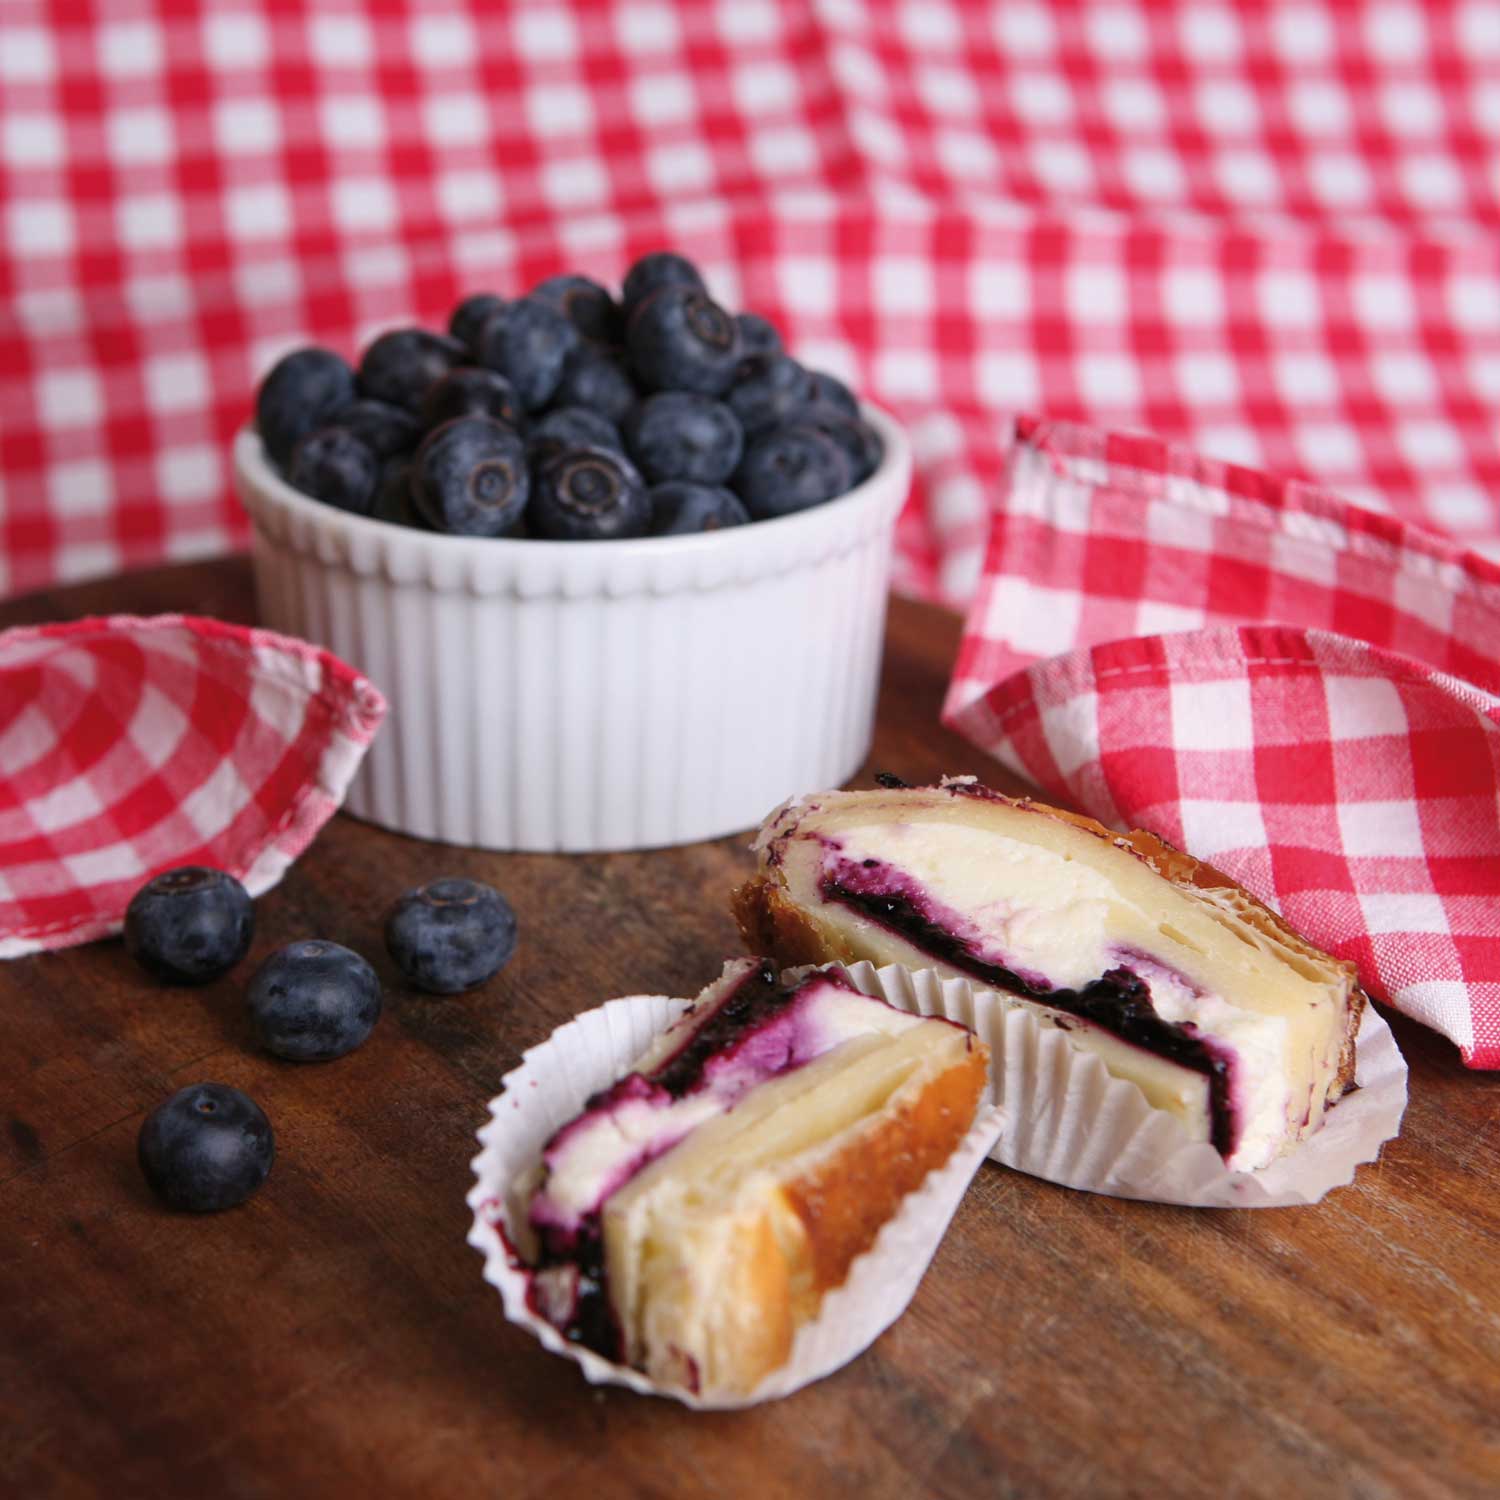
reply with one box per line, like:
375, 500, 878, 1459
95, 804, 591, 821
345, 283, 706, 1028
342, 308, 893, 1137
2, 557, 1498, 1500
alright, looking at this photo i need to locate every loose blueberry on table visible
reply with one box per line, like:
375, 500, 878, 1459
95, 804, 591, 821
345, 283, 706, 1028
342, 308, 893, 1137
384, 877, 518, 995
137, 1082, 274, 1212
255, 252, 883, 537
246, 939, 383, 1062
125, 866, 254, 985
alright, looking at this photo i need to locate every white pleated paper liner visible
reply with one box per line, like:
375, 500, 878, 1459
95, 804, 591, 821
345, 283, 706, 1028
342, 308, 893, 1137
466, 988, 1005, 1409
822, 962, 1407, 1209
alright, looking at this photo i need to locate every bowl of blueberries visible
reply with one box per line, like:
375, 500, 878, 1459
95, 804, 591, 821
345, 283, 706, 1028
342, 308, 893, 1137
236, 251, 911, 852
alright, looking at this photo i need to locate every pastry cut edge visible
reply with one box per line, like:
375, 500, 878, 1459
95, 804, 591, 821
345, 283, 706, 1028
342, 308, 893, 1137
734, 778, 1365, 1173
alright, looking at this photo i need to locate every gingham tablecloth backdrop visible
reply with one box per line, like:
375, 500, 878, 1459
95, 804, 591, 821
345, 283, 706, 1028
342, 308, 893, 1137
4, 0, 1500, 601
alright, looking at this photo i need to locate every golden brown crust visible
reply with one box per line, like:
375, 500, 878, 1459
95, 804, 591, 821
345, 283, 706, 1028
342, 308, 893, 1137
686, 1039, 988, 1396
736, 782, 1367, 1098
782, 1043, 987, 1298
731, 877, 846, 971
713, 1209, 796, 1392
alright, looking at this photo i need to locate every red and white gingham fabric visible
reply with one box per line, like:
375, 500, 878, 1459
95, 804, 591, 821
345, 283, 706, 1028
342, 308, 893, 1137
944, 419, 1500, 1067
0, 614, 385, 956
5, 1, 1500, 601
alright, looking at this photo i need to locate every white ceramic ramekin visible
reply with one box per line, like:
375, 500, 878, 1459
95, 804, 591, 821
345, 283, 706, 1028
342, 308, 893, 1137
235, 407, 910, 852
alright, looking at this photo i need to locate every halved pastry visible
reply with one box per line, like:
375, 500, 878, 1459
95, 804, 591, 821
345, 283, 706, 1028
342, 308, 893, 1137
734, 778, 1365, 1173
515, 959, 987, 1397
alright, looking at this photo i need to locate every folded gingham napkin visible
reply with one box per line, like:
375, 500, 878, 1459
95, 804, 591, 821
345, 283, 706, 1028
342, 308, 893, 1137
0, 615, 385, 958
944, 419, 1500, 1068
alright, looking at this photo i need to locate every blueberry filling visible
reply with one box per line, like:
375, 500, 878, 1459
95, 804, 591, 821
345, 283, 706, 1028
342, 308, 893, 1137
527, 962, 859, 1360
527, 1223, 618, 1357
650, 959, 808, 1097
819, 861, 1235, 1158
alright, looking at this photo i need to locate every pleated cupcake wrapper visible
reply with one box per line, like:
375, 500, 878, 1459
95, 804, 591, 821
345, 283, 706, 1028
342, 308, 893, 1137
466, 985, 1005, 1409
820, 962, 1407, 1209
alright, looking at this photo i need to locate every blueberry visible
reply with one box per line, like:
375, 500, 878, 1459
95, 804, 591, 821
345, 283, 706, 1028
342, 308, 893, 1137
327, 398, 421, 459
527, 406, 623, 468
450, 291, 506, 353
125, 866, 254, 985
803, 410, 884, 485
246, 940, 382, 1062
627, 284, 742, 395
137, 1082, 274, 1213
733, 426, 854, 519
621, 250, 706, 313
648, 481, 750, 535
807, 369, 858, 418
256, 347, 356, 471
421, 366, 524, 431
412, 417, 529, 535
735, 311, 782, 358
384, 877, 518, 994
529, 445, 651, 541
358, 327, 468, 413
624, 392, 743, 484
476, 298, 581, 410
370, 459, 427, 529
530, 273, 621, 344
726, 353, 811, 435
288, 426, 381, 514
553, 346, 639, 426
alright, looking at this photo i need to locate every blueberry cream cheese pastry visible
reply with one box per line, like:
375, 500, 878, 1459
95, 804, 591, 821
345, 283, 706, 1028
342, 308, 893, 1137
514, 959, 987, 1397
734, 779, 1365, 1173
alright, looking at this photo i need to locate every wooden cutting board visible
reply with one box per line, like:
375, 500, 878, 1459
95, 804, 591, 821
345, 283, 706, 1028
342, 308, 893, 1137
2, 557, 1497, 1499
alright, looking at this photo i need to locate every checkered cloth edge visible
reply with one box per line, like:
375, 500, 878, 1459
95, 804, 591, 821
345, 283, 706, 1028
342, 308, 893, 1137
4, 0, 1500, 602
0, 614, 386, 957
944, 419, 1500, 1067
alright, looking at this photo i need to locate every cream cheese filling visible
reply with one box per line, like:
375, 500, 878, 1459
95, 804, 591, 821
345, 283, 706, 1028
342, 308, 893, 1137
765, 795, 1349, 1171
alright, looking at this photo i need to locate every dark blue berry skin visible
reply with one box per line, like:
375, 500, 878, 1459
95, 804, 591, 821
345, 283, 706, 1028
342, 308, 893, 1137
529, 445, 651, 541
624, 391, 743, 484
476, 298, 581, 411
125, 867, 254, 985
420, 366, 524, 431
358, 327, 469, 413
527, 406, 623, 468
412, 417, 529, 536
804, 410, 883, 485
553, 346, 638, 426
732, 425, 854, 520
621, 250, 705, 313
648, 481, 750, 535
327, 398, 420, 459
384, 878, 518, 994
627, 284, 742, 395
807, 370, 859, 418
726, 353, 811, 435
138, 1082, 274, 1213
735, 312, 782, 358
288, 427, 381, 515
256, 348, 356, 470
247, 940, 382, 1062
449, 292, 506, 353
370, 459, 427, 529
530, 273, 621, 344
